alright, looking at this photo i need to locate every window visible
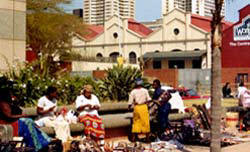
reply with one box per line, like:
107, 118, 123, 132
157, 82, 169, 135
129, 52, 137, 64
153, 60, 162, 69
109, 52, 119, 62
194, 48, 200, 51
96, 53, 103, 61
192, 59, 201, 69
155, 50, 160, 53
173, 28, 180, 35
172, 49, 181, 52
113, 32, 118, 39
169, 60, 185, 69
235, 73, 248, 84
96, 53, 103, 58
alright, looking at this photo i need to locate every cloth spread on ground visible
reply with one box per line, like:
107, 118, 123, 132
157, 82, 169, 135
18, 118, 51, 152
168, 92, 185, 113
43, 115, 72, 143
132, 104, 150, 133
79, 114, 105, 139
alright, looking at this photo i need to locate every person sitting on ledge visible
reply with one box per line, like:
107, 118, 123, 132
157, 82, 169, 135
0, 87, 51, 152
75, 84, 105, 147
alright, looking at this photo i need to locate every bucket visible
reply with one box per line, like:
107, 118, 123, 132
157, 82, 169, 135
226, 112, 239, 128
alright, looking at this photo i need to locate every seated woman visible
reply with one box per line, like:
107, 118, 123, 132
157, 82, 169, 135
35, 86, 71, 143
0, 87, 51, 152
75, 85, 105, 145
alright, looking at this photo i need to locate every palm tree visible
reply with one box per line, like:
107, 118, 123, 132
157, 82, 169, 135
210, 0, 234, 151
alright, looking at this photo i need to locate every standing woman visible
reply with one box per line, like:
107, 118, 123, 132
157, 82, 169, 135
0, 87, 51, 152
128, 78, 151, 142
75, 85, 105, 145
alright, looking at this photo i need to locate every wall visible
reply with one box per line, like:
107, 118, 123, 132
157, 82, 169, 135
0, 0, 26, 72
143, 69, 178, 88
222, 5, 250, 68
72, 61, 139, 71
222, 68, 250, 91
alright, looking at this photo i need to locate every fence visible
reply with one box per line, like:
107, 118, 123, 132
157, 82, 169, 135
178, 69, 211, 94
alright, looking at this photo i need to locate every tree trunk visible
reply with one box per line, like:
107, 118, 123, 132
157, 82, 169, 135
210, 0, 223, 151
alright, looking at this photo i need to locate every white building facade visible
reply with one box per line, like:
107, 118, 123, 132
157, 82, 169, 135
83, 0, 135, 25
72, 9, 233, 71
162, 0, 225, 17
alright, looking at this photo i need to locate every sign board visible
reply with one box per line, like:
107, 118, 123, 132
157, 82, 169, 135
233, 15, 250, 41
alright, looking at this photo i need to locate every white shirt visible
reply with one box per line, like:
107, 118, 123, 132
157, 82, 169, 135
237, 86, 247, 98
75, 94, 100, 117
37, 96, 57, 117
241, 90, 250, 108
35, 96, 57, 127
128, 88, 151, 105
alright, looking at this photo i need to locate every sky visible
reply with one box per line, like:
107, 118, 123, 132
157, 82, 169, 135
63, 0, 250, 22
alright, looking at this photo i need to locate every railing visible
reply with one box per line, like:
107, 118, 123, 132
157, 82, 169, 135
66, 56, 137, 64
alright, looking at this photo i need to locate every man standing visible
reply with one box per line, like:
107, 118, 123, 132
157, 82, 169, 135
128, 78, 151, 142
152, 79, 171, 139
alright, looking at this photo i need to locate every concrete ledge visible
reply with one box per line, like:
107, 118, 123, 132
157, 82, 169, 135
226, 106, 247, 112
40, 112, 191, 137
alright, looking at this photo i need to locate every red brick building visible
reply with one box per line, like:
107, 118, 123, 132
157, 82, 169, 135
222, 4, 250, 87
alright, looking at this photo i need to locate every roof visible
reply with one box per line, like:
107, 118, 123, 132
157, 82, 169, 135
81, 18, 153, 40
191, 14, 233, 32
143, 50, 207, 60
80, 25, 104, 41
128, 18, 153, 37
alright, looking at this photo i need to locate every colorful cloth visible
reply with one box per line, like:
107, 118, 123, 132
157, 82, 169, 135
18, 118, 51, 152
79, 114, 105, 139
132, 104, 150, 133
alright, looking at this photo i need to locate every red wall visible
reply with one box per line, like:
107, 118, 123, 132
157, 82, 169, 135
222, 5, 250, 68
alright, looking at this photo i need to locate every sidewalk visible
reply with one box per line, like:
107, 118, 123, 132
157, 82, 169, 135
222, 142, 250, 152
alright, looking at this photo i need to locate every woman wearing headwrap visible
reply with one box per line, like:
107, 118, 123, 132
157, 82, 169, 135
128, 78, 151, 142
75, 85, 105, 145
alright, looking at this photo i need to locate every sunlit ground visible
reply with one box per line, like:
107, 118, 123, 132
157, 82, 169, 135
183, 98, 238, 108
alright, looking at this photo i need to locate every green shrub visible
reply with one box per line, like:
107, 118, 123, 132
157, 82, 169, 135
1, 64, 152, 106
98, 65, 151, 101
1, 64, 96, 107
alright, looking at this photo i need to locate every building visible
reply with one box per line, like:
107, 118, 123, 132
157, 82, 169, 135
72, 9, 232, 71
162, 0, 225, 17
0, 0, 26, 72
83, 0, 135, 25
73, 9, 83, 18
222, 4, 250, 88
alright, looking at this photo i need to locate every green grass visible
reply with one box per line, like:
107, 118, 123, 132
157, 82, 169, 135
184, 98, 238, 108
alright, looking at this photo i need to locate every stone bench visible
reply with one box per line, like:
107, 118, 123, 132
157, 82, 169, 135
22, 103, 191, 138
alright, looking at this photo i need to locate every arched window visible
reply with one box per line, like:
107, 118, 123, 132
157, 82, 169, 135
194, 48, 200, 51
129, 52, 137, 64
155, 50, 160, 53
109, 52, 119, 62
172, 49, 182, 52
96, 53, 103, 58
96, 53, 103, 61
